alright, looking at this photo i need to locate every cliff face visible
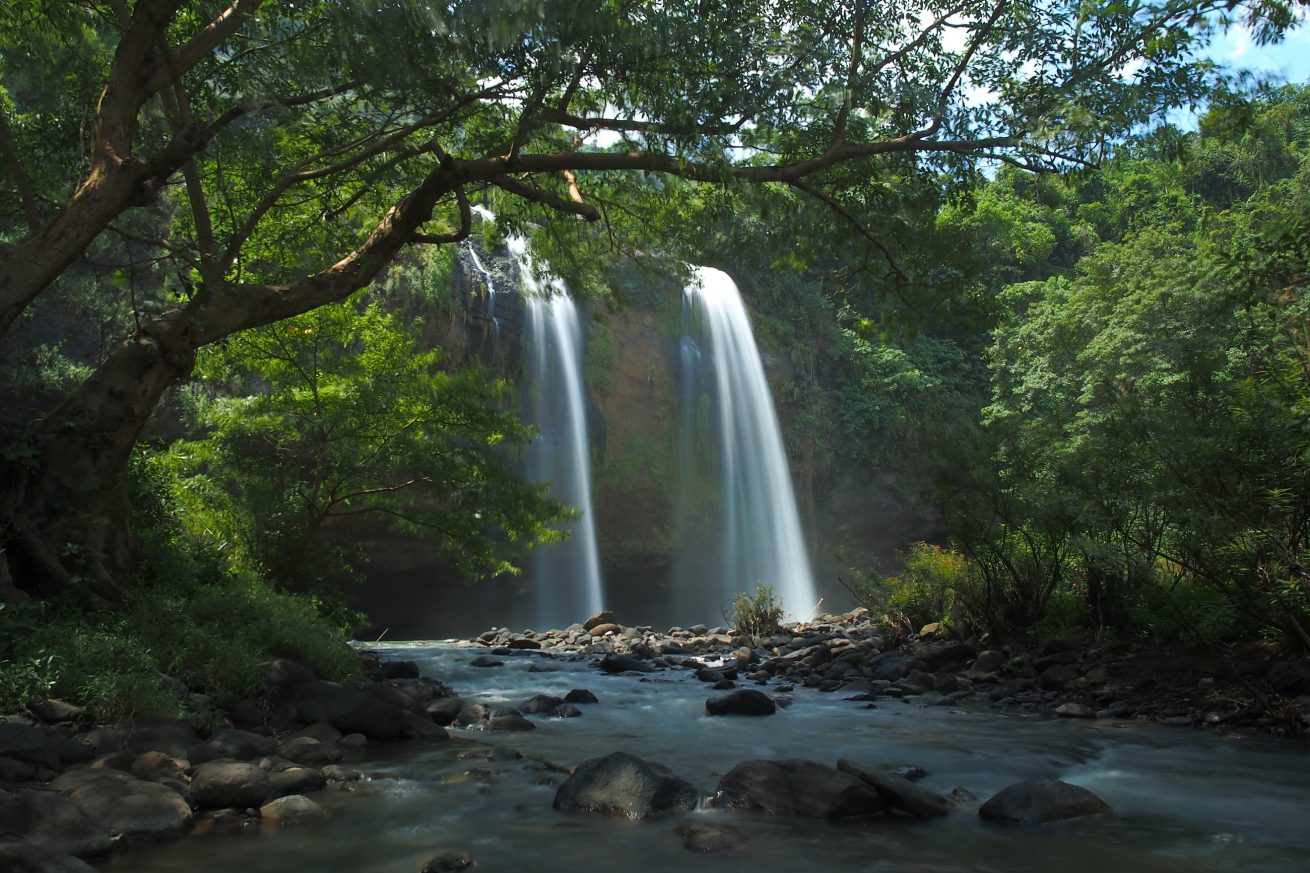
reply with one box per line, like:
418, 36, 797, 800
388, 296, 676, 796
351, 252, 940, 638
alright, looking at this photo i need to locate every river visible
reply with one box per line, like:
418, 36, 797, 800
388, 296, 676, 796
100, 641, 1310, 873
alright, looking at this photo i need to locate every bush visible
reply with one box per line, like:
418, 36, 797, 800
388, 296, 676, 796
724, 586, 784, 638
0, 454, 363, 720
847, 543, 967, 633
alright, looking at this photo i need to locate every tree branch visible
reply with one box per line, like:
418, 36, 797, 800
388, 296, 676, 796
0, 110, 41, 232
491, 174, 601, 221
788, 179, 907, 281
831, 0, 867, 146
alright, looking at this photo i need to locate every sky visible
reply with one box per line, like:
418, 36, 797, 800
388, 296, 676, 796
1204, 16, 1310, 83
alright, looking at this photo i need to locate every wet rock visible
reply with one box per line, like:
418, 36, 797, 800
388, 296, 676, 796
191, 761, 270, 809
521, 694, 566, 715
600, 653, 655, 673
0, 789, 111, 857
266, 766, 326, 798
487, 746, 523, 762
921, 643, 977, 672
421, 850, 476, 872
400, 712, 450, 741
714, 759, 884, 819
507, 638, 542, 650
836, 759, 952, 819
553, 704, 583, 718
867, 652, 918, 682
971, 650, 1005, 674
469, 656, 504, 668
553, 752, 698, 820
486, 714, 535, 732
979, 779, 1111, 824
52, 769, 192, 846
0, 839, 100, 873
320, 765, 363, 782
278, 736, 342, 766
676, 821, 749, 853
260, 794, 327, 826
706, 689, 776, 717
189, 728, 277, 764
380, 660, 420, 679
427, 698, 465, 726
454, 702, 489, 727
121, 719, 200, 758
1055, 703, 1095, 719
338, 733, 367, 761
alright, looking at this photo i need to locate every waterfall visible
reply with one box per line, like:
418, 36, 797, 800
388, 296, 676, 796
679, 266, 817, 622
506, 235, 604, 628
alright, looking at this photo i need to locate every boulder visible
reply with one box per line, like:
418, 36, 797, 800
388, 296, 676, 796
293, 721, 343, 743
266, 766, 327, 798
468, 656, 504, 668
278, 736, 342, 766
553, 704, 583, 718
260, 658, 317, 702
1039, 665, 1081, 690
486, 714, 535, 732
191, 761, 271, 809
0, 756, 36, 781
291, 681, 405, 739
41, 733, 92, 767
600, 653, 655, 674
0, 789, 112, 857
921, 643, 978, 672
0, 724, 58, 769
130, 751, 188, 782
835, 760, 952, 819
971, 650, 1005, 674
553, 752, 698, 820
1055, 703, 1095, 719
978, 779, 1112, 824
588, 623, 621, 636
714, 760, 884, 819
400, 712, 450, 740
583, 611, 618, 632
427, 698, 466, 726
259, 794, 327, 826
521, 694, 566, 715
705, 689, 777, 717
380, 660, 420, 680
53, 769, 191, 845
1268, 658, 1310, 697
189, 728, 277, 764
564, 689, 598, 704
867, 652, 918, 682
26, 700, 85, 724
0, 839, 100, 873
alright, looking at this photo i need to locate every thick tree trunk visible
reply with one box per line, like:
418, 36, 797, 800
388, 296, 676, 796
0, 313, 197, 601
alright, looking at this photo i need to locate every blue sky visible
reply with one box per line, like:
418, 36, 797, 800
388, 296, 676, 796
1202, 15, 1310, 84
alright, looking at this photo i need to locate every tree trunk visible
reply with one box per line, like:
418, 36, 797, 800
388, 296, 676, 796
0, 313, 197, 601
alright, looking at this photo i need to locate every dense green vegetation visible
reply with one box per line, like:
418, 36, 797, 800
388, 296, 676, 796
2, 1, 1309, 717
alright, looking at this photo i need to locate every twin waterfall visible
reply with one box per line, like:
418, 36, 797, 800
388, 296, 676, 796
472, 225, 816, 627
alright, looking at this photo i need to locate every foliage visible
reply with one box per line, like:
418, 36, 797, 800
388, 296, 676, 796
164, 294, 565, 592
0, 458, 361, 719
846, 543, 968, 632
724, 585, 784, 638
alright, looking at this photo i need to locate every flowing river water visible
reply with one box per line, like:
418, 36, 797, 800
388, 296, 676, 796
101, 642, 1310, 873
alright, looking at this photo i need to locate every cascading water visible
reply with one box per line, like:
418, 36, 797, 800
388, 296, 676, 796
679, 265, 817, 622
507, 234, 604, 628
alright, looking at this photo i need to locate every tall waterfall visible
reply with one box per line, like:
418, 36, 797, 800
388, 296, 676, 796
679, 266, 817, 621
507, 235, 604, 628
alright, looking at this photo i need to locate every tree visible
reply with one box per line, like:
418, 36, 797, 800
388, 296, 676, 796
0, 0, 1296, 598
165, 295, 562, 592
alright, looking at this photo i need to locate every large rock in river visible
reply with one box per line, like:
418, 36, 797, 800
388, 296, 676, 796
705, 689, 776, 716
0, 839, 100, 873
51, 769, 192, 846
979, 779, 1112, 824
0, 789, 111, 857
191, 761, 271, 809
715, 760, 885, 819
553, 752, 698, 820
291, 680, 405, 739
836, 759, 952, 819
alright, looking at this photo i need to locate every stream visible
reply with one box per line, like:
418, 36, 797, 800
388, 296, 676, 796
100, 641, 1310, 873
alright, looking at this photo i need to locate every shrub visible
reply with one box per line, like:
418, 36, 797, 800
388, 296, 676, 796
847, 543, 968, 633
724, 586, 784, 637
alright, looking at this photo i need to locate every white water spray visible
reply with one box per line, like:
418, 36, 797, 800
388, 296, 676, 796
681, 265, 817, 621
507, 235, 604, 627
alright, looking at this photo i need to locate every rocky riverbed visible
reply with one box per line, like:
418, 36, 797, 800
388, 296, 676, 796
3, 609, 1310, 872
